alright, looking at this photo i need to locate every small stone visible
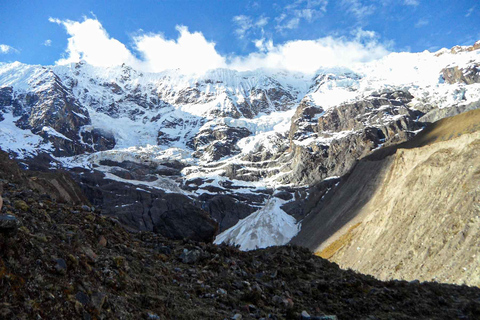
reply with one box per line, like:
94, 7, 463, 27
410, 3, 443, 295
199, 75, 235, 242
283, 298, 294, 309
83, 247, 98, 262
74, 301, 83, 314
54, 258, 67, 275
113, 256, 125, 268
216, 288, 227, 295
0, 215, 20, 235
91, 292, 107, 311
301, 310, 311, 319
98, 235, 107, 247
272, 295, 283, 306
81, 205, 91, 212
156, 245, 171, 255
13, 200, 29, 211
232, 314, 242, 320
68, 254, 79, 266
180, 249, 201, 264
75, 291, 90, 306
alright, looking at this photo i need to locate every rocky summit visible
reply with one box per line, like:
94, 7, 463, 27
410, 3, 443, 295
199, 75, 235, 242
0, 156, 480, 319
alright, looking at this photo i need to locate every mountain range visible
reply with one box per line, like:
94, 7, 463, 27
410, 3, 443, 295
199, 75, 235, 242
1, 41, 480, 287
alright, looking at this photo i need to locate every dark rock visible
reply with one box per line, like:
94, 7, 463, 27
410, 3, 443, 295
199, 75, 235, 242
13, 200, 29, 211
273, 191, 293, 201
75, 291, 90, 306
77, 169, 218, 242
54, 258, 67, 275
180, 249, 201, 264
284, 94, 424, 185
0, 214, 20, 234
190, 125, 251, 161
91, 292, 107, 311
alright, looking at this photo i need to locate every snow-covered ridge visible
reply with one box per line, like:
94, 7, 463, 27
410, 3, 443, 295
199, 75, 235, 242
1, 45, 480, 250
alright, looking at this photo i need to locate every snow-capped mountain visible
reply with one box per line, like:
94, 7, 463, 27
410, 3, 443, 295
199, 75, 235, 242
1, 41, 479, 249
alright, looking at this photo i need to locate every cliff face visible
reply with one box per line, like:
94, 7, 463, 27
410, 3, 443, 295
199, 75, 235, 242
292, 109, 480, 286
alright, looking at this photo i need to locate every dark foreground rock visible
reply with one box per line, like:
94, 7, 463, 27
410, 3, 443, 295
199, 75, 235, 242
1, 173, 480, 319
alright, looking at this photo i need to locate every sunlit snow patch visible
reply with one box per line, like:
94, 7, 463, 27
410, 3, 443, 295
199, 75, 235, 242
0, 111, 53, 158
214, 197, 300, 251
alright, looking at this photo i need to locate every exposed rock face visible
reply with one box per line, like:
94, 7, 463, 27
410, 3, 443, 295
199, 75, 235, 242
284, 92, 424, 185
0, 70, 115, 156
190, 125, 251, 161
75, 168, 218, 242
198, 194, 257, 232
441, 63, 480, 85
0, 150, 89, 205
292, 109, 480, 287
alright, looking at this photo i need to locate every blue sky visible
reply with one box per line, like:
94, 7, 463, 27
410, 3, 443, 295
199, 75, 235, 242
0, 0, 479, 73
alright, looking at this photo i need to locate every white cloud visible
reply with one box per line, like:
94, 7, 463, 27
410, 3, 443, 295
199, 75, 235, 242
403, 0, 419, 6
51, 17, 390, 75
415, 18, 429, 28
133, 26, 227, 74
50, 17, 138, 67
230, 34, 390, 74
0, 44, 19, 54
43, 39, 52, 46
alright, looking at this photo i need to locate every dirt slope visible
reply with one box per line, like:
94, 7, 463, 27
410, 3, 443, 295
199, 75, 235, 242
292, 109, 480, 286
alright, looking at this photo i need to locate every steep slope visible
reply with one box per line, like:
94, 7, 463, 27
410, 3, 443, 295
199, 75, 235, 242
1, 157, 480, 319
292, 109, 480, 286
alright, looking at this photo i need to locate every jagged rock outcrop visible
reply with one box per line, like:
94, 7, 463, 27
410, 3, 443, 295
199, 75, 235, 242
190, 125, 251, 161
0, 69, 115, 156
441, 63, 480, 85
284, 92, 424, 185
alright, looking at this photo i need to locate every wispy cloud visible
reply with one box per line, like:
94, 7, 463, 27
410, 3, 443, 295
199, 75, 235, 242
233, 15, 268, 39
0, 44, 19, 54
276, 0, 329, 32
403, 0, 419, 6
43, 39, 52, 46
340, 0, 375, 21
415, 18, 429, 28
466, 6, 475, 17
